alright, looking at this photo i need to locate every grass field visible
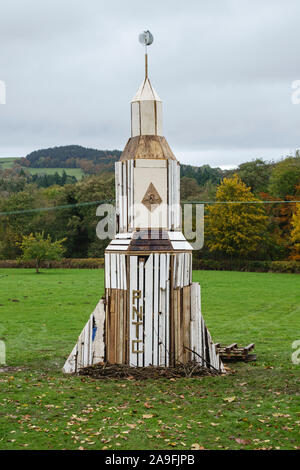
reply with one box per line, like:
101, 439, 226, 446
25, 167, 84, 179
0, 157, 19, 170
0, 269, 299, 450
0, 158, 85, 179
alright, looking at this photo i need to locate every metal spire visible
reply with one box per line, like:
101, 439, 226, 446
138, 30, 154, 79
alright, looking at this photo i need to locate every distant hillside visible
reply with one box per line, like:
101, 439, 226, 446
19, 145, 121, 173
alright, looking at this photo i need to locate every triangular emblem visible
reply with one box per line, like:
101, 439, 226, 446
142, 183, 162, 212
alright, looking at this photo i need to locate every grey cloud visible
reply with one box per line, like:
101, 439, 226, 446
0, 0, 300, 167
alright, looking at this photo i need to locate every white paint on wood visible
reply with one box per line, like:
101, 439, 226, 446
167, 231, 186, 241
133, 166, 168, 229
110, 254, 117, 289
63, 300, 106, 374
121, 255, 127, 290
159, 253, 166, 366
135, 159, 166, 168
116, 233, 133, 239
122, 162, 127, 232
131, 101, 140, 137
138, 258, 145, 366
128, 160, 132, 229
165, 279, 170, 367
110, 239, 131, 245
153, 253, 159, 366
129, 256, 138, 367
105, 253, 110, 289
106, 244, 128, 251
131, 78, 163, 137
144, 254, 153, 366
171, 241, 193, 251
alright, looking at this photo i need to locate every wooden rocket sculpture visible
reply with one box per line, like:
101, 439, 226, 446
63, 31, 225, 374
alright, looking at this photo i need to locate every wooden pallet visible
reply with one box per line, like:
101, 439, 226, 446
215, 343, 256, 362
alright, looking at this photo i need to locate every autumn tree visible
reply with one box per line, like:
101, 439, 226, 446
206, 175, 268, 258
237, 158, 273, 193
269, 153, 300, 198
290, 203, 300, 259
18, 232, 66, 273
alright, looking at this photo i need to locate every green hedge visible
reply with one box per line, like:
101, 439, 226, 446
0, 258, 104, 269
0, 258, 299, 273
192, 259, 300, 273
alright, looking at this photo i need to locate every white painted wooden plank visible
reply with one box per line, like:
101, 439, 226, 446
168, 160, 172, 230
166, 253, 170, 281
120, 255, 125, 290
89, 314, 93, 365
173, 254, 177, 286
175, 254, 179, 288
92, 299, 105, 364
165, 279, 170, 366
165, 254, 170, 365
159, 253, 167, 366
159, 254, 166, 290
83, 322, 90, 367
129, 256, 138, 367
116, 162, 123, 231
111, 254, 117, 289
144, 254, 153, 366
138, 258, 144, 367
115, 162, 120, 216
116, 233, 133, 239
62, 343, 78, 373
129, 160, 134, 230
117, 254, 121, 290
178, 253, 184, 288
77, 332, 83, 370
110, 239, 131, 245
178, 253, 182, 288
105, 253, 110, 289
201, 316, 206, 367
174, 163, 180, 229
159, 289, 166, 366
190, 283, 197, 361
135, 159, 166, 168
122, 162, 127, 232
167, 231, 186, 241
153, 254, 159, 366
185, 253, 190, 286
177, 163, 181, 229
105, 245, 129, 251
171, 241, 193, 251
196, 284, 202, 365
127, 160, 131, 230
172, 161, 177, 229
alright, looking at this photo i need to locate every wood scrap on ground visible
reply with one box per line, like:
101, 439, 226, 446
78, 361, 223, 380
215, 343, 256, 362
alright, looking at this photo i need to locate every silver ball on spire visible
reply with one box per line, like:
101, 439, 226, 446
139, 30, 154, 46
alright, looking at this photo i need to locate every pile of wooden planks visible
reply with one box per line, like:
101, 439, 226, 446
215, 343, 256, 362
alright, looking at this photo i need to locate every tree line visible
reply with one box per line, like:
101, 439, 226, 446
19, 145, 121, 171
0, 149, 300, 263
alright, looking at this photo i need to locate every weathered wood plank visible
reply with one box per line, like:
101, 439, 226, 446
144, 254, 153, 366
153, 253, 159, 366
129, 256, 138, 366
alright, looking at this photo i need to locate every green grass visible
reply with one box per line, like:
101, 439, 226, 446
0, 269, 299, 450
0, 157, 20, 169
25, 167, 84, 179
0, 158, 85, 179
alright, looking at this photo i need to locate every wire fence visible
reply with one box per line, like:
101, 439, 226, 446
0, 198, 299, 216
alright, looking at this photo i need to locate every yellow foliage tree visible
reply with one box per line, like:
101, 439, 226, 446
290, 203, 300, 258
206, 175, 267, 257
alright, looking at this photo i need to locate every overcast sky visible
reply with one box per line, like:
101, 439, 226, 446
0, 0, 300, 168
